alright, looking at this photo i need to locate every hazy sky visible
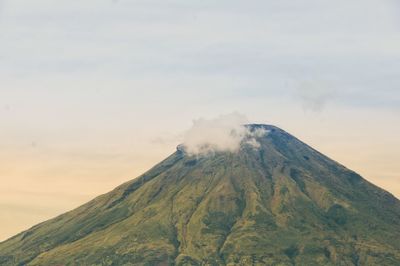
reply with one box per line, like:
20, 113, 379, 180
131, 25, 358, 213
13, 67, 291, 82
0, 0, 399, 241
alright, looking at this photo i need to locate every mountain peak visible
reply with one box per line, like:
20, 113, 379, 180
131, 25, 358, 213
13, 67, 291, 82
1, 126, 400, 265
179, 123, 285, 156
245, 123, 280, 130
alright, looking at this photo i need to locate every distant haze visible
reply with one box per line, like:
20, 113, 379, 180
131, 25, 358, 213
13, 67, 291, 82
0, 0, 399, 241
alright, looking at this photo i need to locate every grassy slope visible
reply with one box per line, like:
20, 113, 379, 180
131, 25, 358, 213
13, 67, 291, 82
0, 125, 399, 266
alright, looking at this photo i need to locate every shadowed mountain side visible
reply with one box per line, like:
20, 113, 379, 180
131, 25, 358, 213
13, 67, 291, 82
1, 125, 399, 265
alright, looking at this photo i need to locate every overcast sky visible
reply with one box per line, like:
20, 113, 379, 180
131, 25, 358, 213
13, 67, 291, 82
0, 0, 399, 241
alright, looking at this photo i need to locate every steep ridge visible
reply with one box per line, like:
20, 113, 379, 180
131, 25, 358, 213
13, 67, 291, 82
0, 125, 399, 265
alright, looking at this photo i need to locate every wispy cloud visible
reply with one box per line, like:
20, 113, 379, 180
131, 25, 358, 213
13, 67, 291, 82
182, 113, 267, 155
295, 80, 335, 112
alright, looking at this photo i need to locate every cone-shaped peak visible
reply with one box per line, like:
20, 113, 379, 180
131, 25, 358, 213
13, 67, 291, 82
1, 125, 399, 265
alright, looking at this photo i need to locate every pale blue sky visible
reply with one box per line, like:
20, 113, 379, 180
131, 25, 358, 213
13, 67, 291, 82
0, 0, 399, 240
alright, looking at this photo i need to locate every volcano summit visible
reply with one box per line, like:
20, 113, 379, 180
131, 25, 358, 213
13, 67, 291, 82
1, 125, 399, 265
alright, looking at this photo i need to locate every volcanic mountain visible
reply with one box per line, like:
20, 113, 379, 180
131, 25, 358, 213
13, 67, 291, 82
1, 125, 399, 265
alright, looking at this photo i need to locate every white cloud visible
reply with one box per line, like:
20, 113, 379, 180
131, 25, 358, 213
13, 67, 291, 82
182, 113, 268, 155
244, 127, 269, 149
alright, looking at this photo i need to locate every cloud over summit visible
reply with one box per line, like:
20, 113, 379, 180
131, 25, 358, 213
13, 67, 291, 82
182, 113, 268, 155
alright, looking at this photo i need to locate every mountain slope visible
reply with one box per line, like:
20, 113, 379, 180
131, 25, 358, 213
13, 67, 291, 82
1, 125, 399, 265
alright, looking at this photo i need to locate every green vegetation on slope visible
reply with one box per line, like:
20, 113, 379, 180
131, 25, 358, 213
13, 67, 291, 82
0, 125, 399, 266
